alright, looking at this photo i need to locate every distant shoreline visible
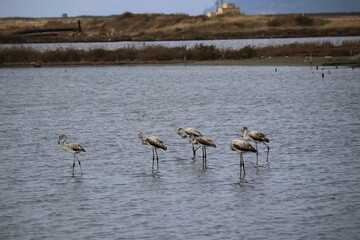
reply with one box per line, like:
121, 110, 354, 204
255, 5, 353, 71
1, 57, 358, 68
1, 40, 359, 67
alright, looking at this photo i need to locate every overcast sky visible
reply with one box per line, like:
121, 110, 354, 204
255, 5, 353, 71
0, 0, 359, 18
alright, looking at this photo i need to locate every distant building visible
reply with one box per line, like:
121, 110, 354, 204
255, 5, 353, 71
207, 12, 218, 17
207, 2, 240, 17
62, 13, 68, 18
217, 3, 240, 15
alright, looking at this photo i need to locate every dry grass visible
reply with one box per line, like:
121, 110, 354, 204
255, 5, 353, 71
1, 13, 359, 43
320, 16, 360, 28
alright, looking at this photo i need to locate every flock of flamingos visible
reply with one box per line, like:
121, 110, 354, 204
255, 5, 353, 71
58, 127, 270, 180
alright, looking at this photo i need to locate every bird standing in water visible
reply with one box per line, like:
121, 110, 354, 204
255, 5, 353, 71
241, 127, 270, 165
177, 128, 203, 158
230, 139, 257, 180
58, 134, 86, 176
138, 131, 167, 173
191, 135, 216, 169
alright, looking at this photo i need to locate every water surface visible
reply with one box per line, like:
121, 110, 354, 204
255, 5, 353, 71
1, 36, 359, 51
0, 65, 359, 239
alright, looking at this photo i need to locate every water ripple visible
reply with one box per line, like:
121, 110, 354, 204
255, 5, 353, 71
0, 66, 359, 239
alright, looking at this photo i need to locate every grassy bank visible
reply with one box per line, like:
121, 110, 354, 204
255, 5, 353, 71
1, 41, 359, 66
1, 12, 360, 43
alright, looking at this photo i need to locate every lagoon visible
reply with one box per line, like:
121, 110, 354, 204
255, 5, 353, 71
1, 36, 360, 51
0, 65, 359, 239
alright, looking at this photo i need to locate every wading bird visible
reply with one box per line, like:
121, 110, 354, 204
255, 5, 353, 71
191, 135, 216, 169
58, 134, 86, 176
177, 128, 203, 158
240, 127, 270, 165
230, 139, 257, 180
138, 131, 167, 173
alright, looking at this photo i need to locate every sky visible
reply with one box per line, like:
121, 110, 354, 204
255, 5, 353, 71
0, 0, 359, 18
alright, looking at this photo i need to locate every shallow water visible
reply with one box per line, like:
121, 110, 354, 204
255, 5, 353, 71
0, 65, 359, 239
1, 36, 359, 51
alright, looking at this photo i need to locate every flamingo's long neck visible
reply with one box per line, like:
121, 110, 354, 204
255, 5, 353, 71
178, 129, 187, 139
189, 135, 197, 144
243, 129, 250, 140
60, 136, 67, 146
138, 133, 147, 145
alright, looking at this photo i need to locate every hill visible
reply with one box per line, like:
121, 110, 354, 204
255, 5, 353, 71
1, 12, 360, 43
204, 0, 360, 15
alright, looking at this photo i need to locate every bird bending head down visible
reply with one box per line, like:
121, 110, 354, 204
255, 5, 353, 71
138, 131, 167, 173
240, 126, 270, 164
192, 136, 216, 148
241, 126, 269, 143
230, 139, 257, 180
230, 139, 257, 153
178, 128, 204, 158
138, 131, 167, 150
177, 128, 187, 139
58, 133, 67, 145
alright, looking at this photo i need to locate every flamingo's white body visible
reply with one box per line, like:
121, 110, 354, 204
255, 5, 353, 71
138, 131, 167, 173
177, 128, 203, 158
191, 135, 216, 169
58, 134, 86, 176
241, 127, 270, 165
230, 139, 257, 180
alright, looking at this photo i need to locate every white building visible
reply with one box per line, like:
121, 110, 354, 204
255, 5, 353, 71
207, 2, 240, 17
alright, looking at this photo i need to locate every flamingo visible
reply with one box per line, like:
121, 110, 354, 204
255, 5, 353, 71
240, 127, 270, 165
177, 128, 202, 158
58, 134, 86, 176
230, 139, 257, 180
191, 135, 216, 169
138, 131, 167, 173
